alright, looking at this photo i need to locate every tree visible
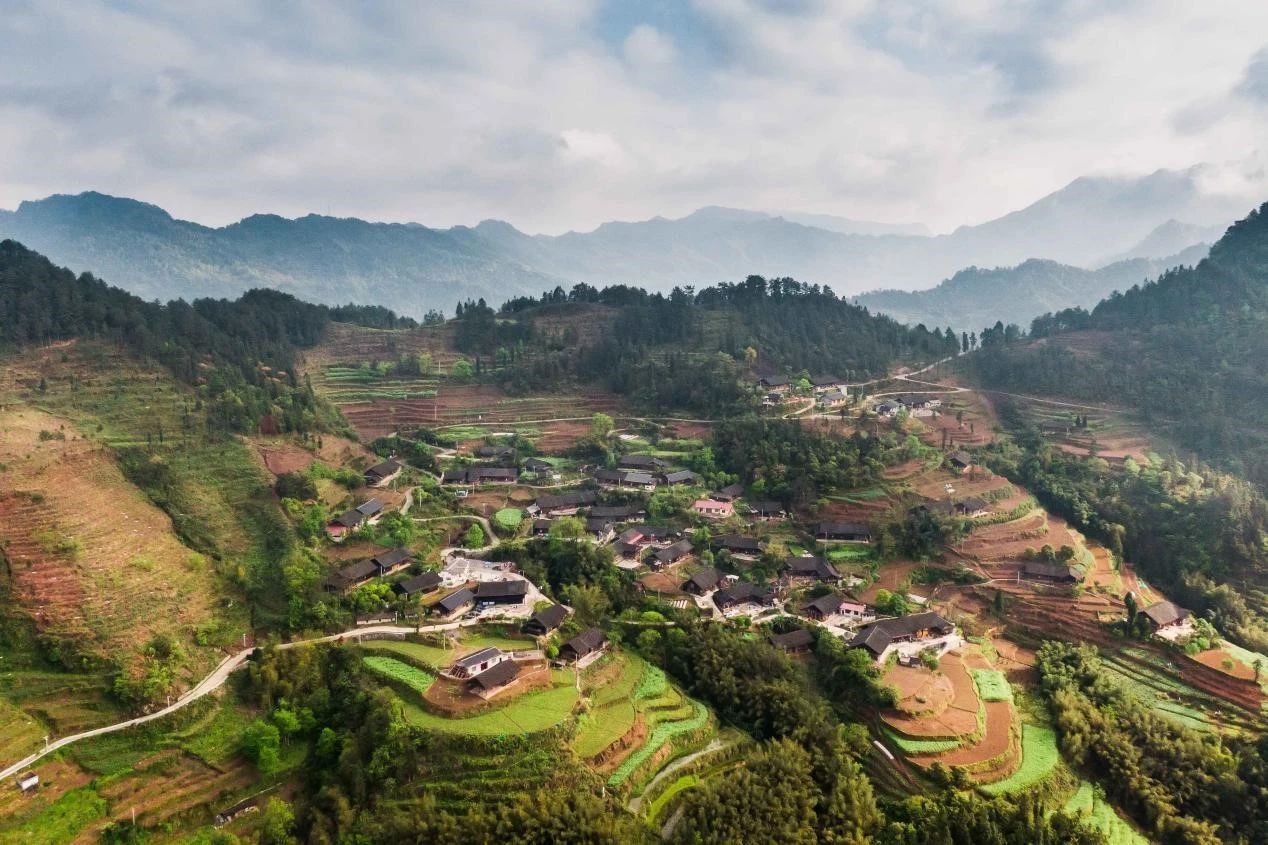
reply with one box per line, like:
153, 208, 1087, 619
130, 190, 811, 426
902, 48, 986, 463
562, 583, 610, 627
590, 412, 614, 438
257, 798, 295, 845
239, 719, 281, 773
451, 359, 474, 381
463, 523, 486, 548
1124, 591, 1137, 630
548, 516, 586, 540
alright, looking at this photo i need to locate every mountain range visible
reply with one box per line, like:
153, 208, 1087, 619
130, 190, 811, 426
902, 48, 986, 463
0, 169, 1245, 319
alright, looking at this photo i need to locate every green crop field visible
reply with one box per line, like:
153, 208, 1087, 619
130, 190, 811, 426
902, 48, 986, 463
1063, 782, 1150, 845
400, 678, 579, 736
0, 787, 107, 845
494, 508, 523, 530
361, 639, 454, 669
364, 655, 436, 693
882, 727, 960, 755
980, 725, 1059, 795
972, 669, 1014, 703
608, 701, 709, 786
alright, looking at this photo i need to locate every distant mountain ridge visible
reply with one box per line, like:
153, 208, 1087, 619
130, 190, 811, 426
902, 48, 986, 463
0, 169, 1249, 318
854, 244, 1211, 333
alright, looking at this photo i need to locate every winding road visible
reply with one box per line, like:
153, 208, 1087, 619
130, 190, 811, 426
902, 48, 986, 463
0, 620, 481, 783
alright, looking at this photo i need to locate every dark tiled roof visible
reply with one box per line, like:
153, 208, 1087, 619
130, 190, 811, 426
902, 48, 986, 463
783, 556, 840, 580
714, 534, 764, 553
537, 490, 597, 510
714, 581, 774, 607
949, 450, 973, 466
469, 659, 519, 690
591, 504, 643, 519
655, 539, 693, 563
476, 580, 528, 601
1142, 600, 1190, 627
683, 567, 722, 592
620, 454, 667, 469
803, 593, 846, 616
330, 558, 378, 585
454, 647, 503, 671
372, 547, 413, 569
393, 571, 442, 596
1022, 561, 1080, 581
663, 470, 700, 485
562, 627, 606, 659
849, 612, 954, 655
716, 483, 745, 499
356, 499, 384, 516
365, 459, 401, 480
437, 588, 475, 613
770, 628, 815, 650
527, 604, 568, 632
748, 500, 784, 516
818, 521, 870, 538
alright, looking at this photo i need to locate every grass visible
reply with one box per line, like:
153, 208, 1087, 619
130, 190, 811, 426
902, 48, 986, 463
400, 679, 579, 736
646, 773, 700, 822
882, 727, 960, 755
826, 545, 875, 562
971, 669, 1014, 703
493, 508, 523, 530
0, 695, 46, 765
573, 656, 646, 758
0, 787, 107, 844
361, 639, 454, 669
436, 424, 491, 440
1063, 782, 1150, 845
364, 656, 436, 693
980, 725, 1059, 795
608, 701, 709, 786
171, 701, 253, 767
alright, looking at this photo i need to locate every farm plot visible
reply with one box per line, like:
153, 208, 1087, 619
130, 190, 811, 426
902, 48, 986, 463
979, 724, 1059, 794
1063, 782, 1150, 845
0, 408, 226, 667
364, 656, 436, 693
882, 653, 981, 740
572, 654, 646, 760
0, 695, 45, 765
400, 676, 579, 736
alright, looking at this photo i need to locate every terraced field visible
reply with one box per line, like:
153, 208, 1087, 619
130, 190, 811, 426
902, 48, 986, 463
1063, 782, 1150, 844
399, 671, 580, 736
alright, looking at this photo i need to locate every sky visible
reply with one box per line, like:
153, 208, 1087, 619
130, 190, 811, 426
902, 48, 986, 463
3, 0, 1268, 234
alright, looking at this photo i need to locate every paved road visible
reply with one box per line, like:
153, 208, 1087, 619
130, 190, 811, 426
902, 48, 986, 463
0, 620, 480, 783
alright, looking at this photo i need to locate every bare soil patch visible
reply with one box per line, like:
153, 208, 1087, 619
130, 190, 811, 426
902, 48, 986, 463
1194, 648, 1256, 681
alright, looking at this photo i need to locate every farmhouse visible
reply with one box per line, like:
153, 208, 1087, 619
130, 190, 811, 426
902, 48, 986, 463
534, 490, 597, 515
392, 571, 442, 598
595, 469, 657, 490
654, 539, 694, 568
560, 627, 607, 662
682, 567, 724, 595
747, 500, 784, 520
758, 375, 791, 394
620, 454, 668, 471
948, 451, 974, 472
817, 389, 848, 409
1141, 600, 1192, 632
524, 603, 569, 635
468, 659, 520, 694
325, 498, 384, 541
1022, 561, 1082, 584
662, 470, 701, 486
586, 517, 617, 541
874, 401, 902, 417
914, 497, 989, 518
810, 375, 842, 391
16, 772, 38, 794
531, 518, 553, 536
364, 459, 403, 487
590, 503, 645, 521
475, 579, 529, 606
712, 534, 765, 556
802, 593, 870, 623
522, 457, 555, 474
714, 482, 745, 501
713, 581, 775, 612
693, 498, 734, 519
356, 611, 395, 626
613, 525, 674, 558
769, 628, 815, 654
849, 612, 955, 659
323, 558, 378, 593
816, 521, 871, 542
450, 647, 511, 679
443, 466, 518, 485
476, 445, 516, 461
782, 555, 841, 583
435, 588, 476, 618
899, 394, 942, 410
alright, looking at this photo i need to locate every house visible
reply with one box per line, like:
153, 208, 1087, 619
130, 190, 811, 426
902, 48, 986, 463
560, 627, 607, 662
590, 504, 645, 521
959, 496, 990, 517
693, 498, 734, 519
770, 628, 815, 654
1021, 561, 1081, 584
620, 454, 668, 471
356, 610, 396, 626
476, 445, 516, 461
585, 517, 616, 541
900, 394, 941, 410
364, 459, 403, 487
873, 401, 902, 417
323, 546, 413, 592
522, 457, 555, 474
450, 647, 511, 679
475, 579, 529, 606
662, 470, 701, 486
535, 490, 597, 515
682, 567, 724, 595
948, 451, 974, 472
468, 659, 520, 693
16, 772, 38, 794
713, 581, 775, 612
714, 482, 745, 502
1141, 600, 1191, 632
524, 603, 569, 635
613, 525, 673, 558
912, 499, 958, 518
817, 389, 848, 409
782, 555, 841, 583
817, 521, 871, 542
913, 498, 988, 518
762, 392, 783, 407
392, 571, 442, 597
810, 375, 842, 391
712, 534, 765, 557
531, 517, 553, 536
758, 375, 791, 394
654, 539, 694, 567
747, 501, 785, 520
325, 499, 384, 541
595, 469, 657, 490
849, 612, 955, 658
435, 587, 476, 617
442, 466, 518, 485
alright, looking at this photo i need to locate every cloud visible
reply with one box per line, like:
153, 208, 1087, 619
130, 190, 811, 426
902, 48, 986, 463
0, 1, 1266, 233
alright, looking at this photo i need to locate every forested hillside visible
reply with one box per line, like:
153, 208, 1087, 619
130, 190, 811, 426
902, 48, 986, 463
0, 239, 409, 434
970, 202, 1268, 489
